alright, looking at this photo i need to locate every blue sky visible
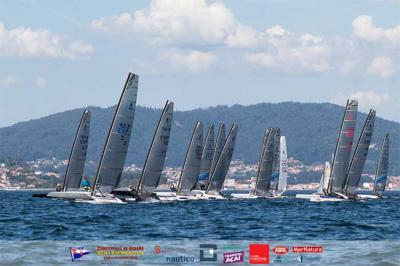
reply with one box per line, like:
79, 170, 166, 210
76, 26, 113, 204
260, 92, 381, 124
1, 0, 400, 127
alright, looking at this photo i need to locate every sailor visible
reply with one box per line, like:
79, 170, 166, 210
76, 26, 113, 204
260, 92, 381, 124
56, 184, 62, 191
81, 178, 91, 191
169, 183, 177, 192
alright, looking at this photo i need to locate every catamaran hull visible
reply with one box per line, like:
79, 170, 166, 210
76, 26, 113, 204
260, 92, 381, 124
75, 196, 127, 204
47, 191, 92, 200
357, 194, 380, 199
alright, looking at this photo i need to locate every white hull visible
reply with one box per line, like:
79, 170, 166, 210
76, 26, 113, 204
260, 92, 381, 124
75, 196, 127, 204
309, 194, 347, 202
201, 193, 226, 200
47, 191, 92, 200
357, 194, 380, 199
230, 193, 260, 199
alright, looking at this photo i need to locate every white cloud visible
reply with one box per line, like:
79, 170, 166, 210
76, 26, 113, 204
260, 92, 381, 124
246, 30, 331, 73
159, 50, 216, 73
367, 56, 395, 79
0, 76, 16, 85
352, 15, 400, 44
35, 77, 46, 88
0, 22, 94, 59
350, 90, 390, 108
91, 0, 237, 46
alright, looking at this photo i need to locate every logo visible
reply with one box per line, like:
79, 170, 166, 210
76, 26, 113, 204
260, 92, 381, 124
292, 246, 323, 253
249, 244, 269, 264
154, 245, 161, 254
69, 247, 90, 262
166, 256, 195, 263
200, 244, 217, 262
272, 246, 288, 255
223, 251, 244, 264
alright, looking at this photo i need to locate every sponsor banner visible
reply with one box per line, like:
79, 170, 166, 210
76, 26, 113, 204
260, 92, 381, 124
0, 241, 399, 265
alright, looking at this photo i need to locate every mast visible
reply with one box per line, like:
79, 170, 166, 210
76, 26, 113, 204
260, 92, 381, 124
92, 73, 138, 194
137, 101, 174, 195
344, 110, 375, 195
177, 122, 203, 193
62, 110, 91, 191
206, 124, 238, 193
373, 133, 390, 196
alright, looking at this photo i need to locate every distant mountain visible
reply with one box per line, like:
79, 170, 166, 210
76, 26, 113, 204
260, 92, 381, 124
0, 102, 398, 174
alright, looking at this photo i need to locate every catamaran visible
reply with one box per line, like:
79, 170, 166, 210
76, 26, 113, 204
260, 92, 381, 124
359, 133, 390, 199
202, 124, 238, 200
77, 73, 139, 204
46, 110, 92, 200
171, 122, 204, 201
302, 100, 359, 202
135, 101, 174, 202
231, 128, 275, 199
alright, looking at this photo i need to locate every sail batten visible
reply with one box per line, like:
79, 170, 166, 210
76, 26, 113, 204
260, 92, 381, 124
177, 122, 203, 193
92, 73, 138, 194
62, 110, 91, 191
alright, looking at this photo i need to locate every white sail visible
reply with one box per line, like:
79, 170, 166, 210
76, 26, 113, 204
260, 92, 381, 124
210, 124, 226, 175
277, 136, 288, 193
344, 110, 376, 195
62, 110, 91, 191
374, 133, 390, 197
328, 99, 358, 194
137, 101, 174, 196
270, 128, 281, 191
206, 124, 238, 193
318, 162, 331, 194
92, 73, 138, 195
197, 124, 215, 189
177, 122, 203, 193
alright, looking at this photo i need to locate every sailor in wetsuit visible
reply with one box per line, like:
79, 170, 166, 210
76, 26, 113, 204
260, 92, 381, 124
81, 178, 91, 191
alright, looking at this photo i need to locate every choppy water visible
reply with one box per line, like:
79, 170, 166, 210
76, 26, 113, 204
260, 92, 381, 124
0, 190, 399, 265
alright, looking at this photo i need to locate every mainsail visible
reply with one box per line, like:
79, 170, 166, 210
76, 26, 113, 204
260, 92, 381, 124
374, 133, 390, 197
92, 73, 138, 194
210, 124, 226, 174
62, 110, 91, 191
344, 110, 376, 195
197, 124, 215, 188
206, 124, 238, 193
277, 136, 288, 193
137, 101, 174, 195
177, 122, 203, 193
254, 128, 276, 196
328, 99, 358, 194
270, 128, 281, 191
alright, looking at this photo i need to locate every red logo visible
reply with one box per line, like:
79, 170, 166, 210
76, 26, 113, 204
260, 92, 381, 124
272, 246, 288, 255
292, 246, 323, 253
153, 245, 161, 254
249, 244, 269, 264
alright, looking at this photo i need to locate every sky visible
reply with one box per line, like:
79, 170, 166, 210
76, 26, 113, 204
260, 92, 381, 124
1, 0, 400, 127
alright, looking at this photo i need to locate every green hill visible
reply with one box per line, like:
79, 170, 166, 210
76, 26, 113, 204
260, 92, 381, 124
0, 102, 398, 174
